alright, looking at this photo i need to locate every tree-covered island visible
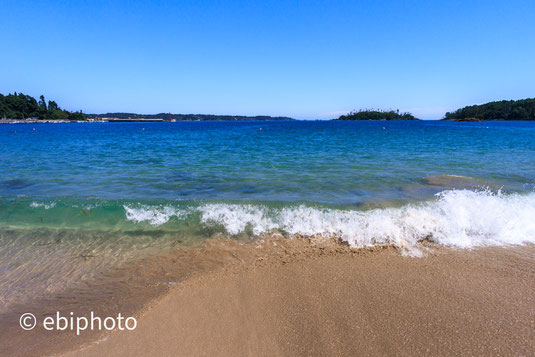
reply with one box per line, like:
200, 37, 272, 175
336, 109, 418, 120
0, 92, 84, 120
444, 98, 535, 121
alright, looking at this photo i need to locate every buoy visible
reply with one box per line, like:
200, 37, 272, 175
259, 128, 262, 130
14, 130, 16, 133
382, 127, 385, 130
33, 128, 35, 131
142, 128, 145, 131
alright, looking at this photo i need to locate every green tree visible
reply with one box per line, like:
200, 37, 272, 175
37, 95, 47, 118
48, 100, 59, 111
50, 109, 69, 120
68, 110, 85, 121
38, 95, 47, 110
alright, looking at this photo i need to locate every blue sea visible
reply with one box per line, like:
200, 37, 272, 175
1, 120, 535, 307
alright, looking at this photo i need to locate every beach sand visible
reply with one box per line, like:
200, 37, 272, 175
62, 237, 535, 357
2, 237, 534, 356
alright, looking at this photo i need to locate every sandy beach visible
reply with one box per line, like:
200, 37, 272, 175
5, 237, 521, 356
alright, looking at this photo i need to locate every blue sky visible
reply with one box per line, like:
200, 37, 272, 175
1, 0, 534, 119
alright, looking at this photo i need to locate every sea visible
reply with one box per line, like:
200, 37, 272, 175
1, 120, 535, 310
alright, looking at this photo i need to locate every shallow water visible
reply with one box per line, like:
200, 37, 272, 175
1, 120, 535, 307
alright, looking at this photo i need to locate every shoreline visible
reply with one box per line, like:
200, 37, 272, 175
65, 240, 535, 357
2, 236, 533, 356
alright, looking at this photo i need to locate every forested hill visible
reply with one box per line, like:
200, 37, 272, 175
88, 113, 294, 121
0, 92, 84, 120
336, 110, 418, 120
444, 98, 535, 121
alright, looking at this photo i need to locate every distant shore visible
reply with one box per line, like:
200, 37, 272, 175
0, 117, 295, 124
0, 118, 170, 124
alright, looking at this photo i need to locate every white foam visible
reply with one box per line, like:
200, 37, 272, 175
120, 190, 535, 254
197, 190, 535, 254
123, 205, 184, 226
30, 202, 56, 209
200, 204, 278, 235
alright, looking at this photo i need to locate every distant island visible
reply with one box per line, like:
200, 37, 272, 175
444, 98, 535, 121
0, 92, 294, 122
335, 110, 418, 121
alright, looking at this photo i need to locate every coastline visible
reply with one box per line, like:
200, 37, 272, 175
3, 235, 532, 356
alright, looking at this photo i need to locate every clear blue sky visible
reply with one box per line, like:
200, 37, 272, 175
1, 0, 534, 119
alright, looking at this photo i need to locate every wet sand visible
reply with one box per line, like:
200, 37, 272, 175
61, 238, 535, 357
2, 237, 534, 356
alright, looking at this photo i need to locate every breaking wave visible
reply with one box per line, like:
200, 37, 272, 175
123, 190, 535, 252
123, 205, 185, 226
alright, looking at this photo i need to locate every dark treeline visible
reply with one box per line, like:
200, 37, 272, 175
336, 109, 418, 120
88, 113, 294, 121
0, 93, 293, 121
444, 98, 535, 121
0, 92, 84, 120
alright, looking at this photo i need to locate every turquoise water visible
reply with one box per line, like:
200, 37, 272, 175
2, 120, 534, 204
1, 120, 535, 306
